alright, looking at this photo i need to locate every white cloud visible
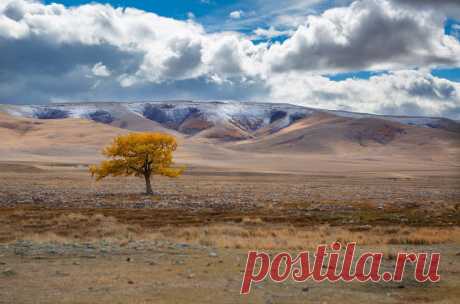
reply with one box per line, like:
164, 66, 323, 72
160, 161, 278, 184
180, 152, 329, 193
210, 0, 322, 32
229, 10, 244, 19
253, 26, 294, 39
264, 0, 460, 74
92, 62, 111, 77
267, 70, 460, 118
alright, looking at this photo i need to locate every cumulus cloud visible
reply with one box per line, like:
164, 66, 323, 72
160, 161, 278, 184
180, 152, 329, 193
393, 0, 460, 5
0, 0, 209, 80
92, 62, 111, 77
391, 0, 460, 9
267, 70, 460, 119
229, 10, 244, 19
187, 12, 195, 19
253, 26, 294, 39
0, 0, 459, 119
390, 0, 460, 19
264, 0, 460, 74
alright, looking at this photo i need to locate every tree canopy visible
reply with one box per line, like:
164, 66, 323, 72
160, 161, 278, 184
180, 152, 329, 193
90, 132, 183, 194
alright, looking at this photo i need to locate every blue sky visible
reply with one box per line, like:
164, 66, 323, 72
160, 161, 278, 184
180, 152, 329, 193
44, 0, 223, 20
42, 0, 335, 33
1, 0, 460, 119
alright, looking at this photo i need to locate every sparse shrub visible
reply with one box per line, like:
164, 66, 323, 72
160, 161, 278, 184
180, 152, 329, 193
241, 217, 264, 225
388, 238, 432, 245
383, 227, 401, 234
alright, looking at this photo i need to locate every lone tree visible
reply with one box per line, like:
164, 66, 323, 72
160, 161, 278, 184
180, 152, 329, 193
90, 132, 183, 195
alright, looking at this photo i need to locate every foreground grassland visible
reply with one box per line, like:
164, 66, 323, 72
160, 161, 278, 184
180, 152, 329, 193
0, 162, 459, 303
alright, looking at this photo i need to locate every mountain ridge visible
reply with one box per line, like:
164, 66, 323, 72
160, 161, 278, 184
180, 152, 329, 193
1, 102, 459, 174
2, 101, 459, 139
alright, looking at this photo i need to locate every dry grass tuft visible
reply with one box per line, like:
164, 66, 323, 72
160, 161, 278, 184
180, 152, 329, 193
2, 211, 142, 243
385, 227, 460, 245
2, 209, 460, 249
145, 224, 460, 249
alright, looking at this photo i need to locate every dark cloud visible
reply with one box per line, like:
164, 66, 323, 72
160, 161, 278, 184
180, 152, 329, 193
161, 39, 204, 79
0, 68, 268, 105
391, 0, 460, 18
3, 1, 24, 21
207, 38, 245, 75
404, 79, 456, 100
0, 36, 143, 76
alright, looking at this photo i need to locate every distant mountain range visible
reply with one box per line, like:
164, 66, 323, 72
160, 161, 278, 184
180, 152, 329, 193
1, 101, 459, 171
2, 101, 459, 140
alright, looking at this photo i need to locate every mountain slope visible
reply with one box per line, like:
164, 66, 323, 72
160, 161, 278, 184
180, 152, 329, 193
1, 101, 459, 175
0, 112, 127, 162
229, 112, 460, 161
1, 101, 459, 163
3, 101, 459, 137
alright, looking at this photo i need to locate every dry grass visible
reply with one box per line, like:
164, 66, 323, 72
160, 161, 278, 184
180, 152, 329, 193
2, 208, 460, 248
1, 208, 459, 248
151, 224, 460, 249
385, 227, 460, 245
2, 212, 142, 243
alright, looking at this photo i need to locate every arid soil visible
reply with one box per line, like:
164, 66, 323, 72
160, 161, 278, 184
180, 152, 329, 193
0, 162, 459, 303
1, 242, 460, 304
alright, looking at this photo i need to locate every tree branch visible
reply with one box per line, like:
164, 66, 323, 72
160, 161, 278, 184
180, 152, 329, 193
128, 165, 143, 174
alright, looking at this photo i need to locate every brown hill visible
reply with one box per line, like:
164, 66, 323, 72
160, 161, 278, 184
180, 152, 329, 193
0, 112, 127, 163
229, 112, 460, 162
1, 110, 459, 176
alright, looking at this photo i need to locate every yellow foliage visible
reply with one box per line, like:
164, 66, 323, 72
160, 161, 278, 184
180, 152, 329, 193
90, 132, 184, 193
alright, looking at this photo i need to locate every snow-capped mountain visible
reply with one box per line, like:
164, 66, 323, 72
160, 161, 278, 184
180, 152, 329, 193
2, 101, 459, 140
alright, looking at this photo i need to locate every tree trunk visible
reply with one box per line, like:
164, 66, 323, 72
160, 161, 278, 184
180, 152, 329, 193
144, 174, 153, 195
